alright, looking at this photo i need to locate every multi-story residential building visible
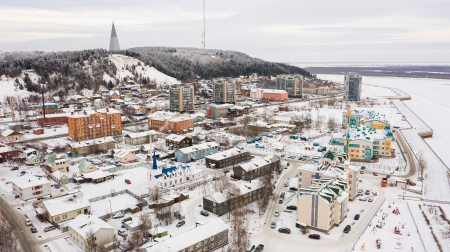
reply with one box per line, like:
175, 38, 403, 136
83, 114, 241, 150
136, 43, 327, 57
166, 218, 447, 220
45, 153, 70, 173
297, 151, 359, 201
261, 89, 289, 101
81, 88, 94, 98
166, 134, 192, 149
1, 129, 24, 142
297, 178, 349, 232
303, 87, 318, 94
37, 192, 91, 224
148, 163, 205, 189
148, 111, 183, 131
330, 125, 394, 160
250, 88, 264, 99
130, 105, 146, 116
68, 215, 114, 250
168, 116, 194, 134
342, 110, 389, 129
276, 74, 303, 97
174, 142, 219, 162
344, 74, 362, 101
66, 137, 115, 157
37, 113, 69, 126
233, 155, 279, 180
40, 103, 63, 114
203, 180, 265, 216
169, 84, 195, 112
318, 86, 330, 95
213, 78, 236, 104
110, 90, 120, 100
11, 174, 51, 200
142, 218, 229, 252
124, 131, 157, 145
68, 108, 122, 141
205, 148, 251, 169
207, 104, 233, 119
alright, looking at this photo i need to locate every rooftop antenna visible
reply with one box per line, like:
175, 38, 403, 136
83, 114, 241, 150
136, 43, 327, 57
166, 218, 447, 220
202, 0, 206, 50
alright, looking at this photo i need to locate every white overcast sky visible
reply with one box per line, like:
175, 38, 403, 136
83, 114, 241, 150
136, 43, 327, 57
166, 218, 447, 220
1, 0, 450, 63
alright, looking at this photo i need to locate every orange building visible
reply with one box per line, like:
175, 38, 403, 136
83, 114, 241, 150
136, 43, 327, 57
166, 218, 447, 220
68, 108, 122, 141
168, 116, 194, 134
262, 90, 288, 101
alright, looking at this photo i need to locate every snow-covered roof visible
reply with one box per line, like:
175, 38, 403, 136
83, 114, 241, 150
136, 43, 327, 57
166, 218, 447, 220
143, 218, 229, 252
11, 174, 51, 189
125, 131, 153, 139
67, 137, 114, 149
1, 129, 15, 137
262, 89, 287, 94
168, 116, 192, 123
24, 148, 37, 154
78, 159, 94, 173
114, 148, 137, 158
205, 148, 248, 161
82, 170, 111, 180
165, 134, 189, 142
42, 192, 90, 217
68, 214, 113, 239
68, 108, 121, 118
178, 142, 219, 154
238, 155, 276, 172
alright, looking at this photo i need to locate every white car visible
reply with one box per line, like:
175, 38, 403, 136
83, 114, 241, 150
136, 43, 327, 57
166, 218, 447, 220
113, 212, 124, 219
25, 219, 32, 226
274, 211, 280, 217
118, 228, 128, 237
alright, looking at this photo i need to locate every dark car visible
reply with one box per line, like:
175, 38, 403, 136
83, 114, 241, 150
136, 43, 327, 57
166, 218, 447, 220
281, 154, 285, 157
386, 175, 391, 178
255, 244, 264, 252
343, 225, 351, 233
287, 205, 297, 210
30, 226, 38, 233
286, 163, 290, 166
54, 184, 60, 189
36, 197, 46, 201
200, 210, 209, 217
176, 221, 185, 227
121, 217, 132, 224
278, 227, 291, 234
223, 170, 230, 173
354, 214, 360, 220
290, 187, 298, 191
10, 167, 19, 171
308, 234, 320, 240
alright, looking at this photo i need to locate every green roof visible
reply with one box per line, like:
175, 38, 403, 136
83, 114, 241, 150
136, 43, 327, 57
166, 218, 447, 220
323, 151, 335, 160
45, 153, 57, 167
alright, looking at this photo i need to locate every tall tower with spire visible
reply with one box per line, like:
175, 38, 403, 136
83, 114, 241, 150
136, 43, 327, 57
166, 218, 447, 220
109, 22, 120, 53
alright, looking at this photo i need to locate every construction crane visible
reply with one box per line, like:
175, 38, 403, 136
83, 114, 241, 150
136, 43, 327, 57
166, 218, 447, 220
202, 0, 206, 50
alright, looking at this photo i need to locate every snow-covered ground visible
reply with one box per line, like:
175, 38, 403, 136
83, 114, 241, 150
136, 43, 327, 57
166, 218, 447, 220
104, 54, 180, 86
0, 72, 43, 101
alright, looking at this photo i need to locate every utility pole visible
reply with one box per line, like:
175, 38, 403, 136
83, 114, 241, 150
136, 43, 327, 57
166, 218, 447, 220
42, 90, 46, 127
9, 97, 15, 122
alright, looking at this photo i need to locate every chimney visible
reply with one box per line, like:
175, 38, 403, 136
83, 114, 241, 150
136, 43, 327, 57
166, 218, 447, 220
71, 112, 74, 115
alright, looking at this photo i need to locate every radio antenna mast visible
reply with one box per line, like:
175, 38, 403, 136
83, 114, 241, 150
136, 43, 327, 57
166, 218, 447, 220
203, 0, 206, 50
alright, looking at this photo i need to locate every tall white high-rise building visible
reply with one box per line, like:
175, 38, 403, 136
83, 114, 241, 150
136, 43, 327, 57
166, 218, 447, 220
109, 22, 120, 53
344, 74, 362, 101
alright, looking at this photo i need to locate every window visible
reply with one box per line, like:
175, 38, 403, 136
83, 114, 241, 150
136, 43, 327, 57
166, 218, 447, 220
189, 246, 193, 251
55, 217, 60, 221
77, 210, 81, 215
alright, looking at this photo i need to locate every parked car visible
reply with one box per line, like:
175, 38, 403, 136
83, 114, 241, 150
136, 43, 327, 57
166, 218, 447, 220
360, 170, 364, 174
118, 228, 128, 237
54, 184, 60, 189
274, 211, 280, 217
286, 163, 290, 166
373, 172, 378, 176
10, 167, 19, 171
113, 212, 124, 219
308, 234, 321, 240
44, 226, 56, 232
358, 188, 363, 193
365, 190, 370, 195
373, 192, 378, 196
354, 214, 360, 220
361, 166, 366, 170
25, 219, 32, 226
343, 225, 351, 233
30, 226, 38, 233
176, 221, 186, 227
255, 244, 264, 252
125, 179, 131, 184
200, 210, 209, 217
287, 205, 297, 210
284, 181, 289, 187
298, 157, 302, 160
36, 197, 46, 201
270, 222, 276, 228
386, 175, 391, 178
121, 217, 132, 223
223, 170, 230, 173
359, 197, 368, 201
289, 187, 298, 191
368, 197, 374, 202
281, 154, 285, 157
278, 227, 291, 234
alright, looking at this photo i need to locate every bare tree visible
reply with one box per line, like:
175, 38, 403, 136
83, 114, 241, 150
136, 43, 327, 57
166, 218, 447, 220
0, 209, 18, 252
327, 115, 337, 132
138, 212, 152, 240
85, 229, 97, 252
417, 151, 428, 180
124, 231, 143, 251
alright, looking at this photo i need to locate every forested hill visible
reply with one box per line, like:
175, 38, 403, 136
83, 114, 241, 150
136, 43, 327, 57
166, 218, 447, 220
124, 47, 311, 81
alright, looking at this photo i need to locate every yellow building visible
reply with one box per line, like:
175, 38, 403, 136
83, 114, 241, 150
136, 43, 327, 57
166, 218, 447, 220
38, 192, 91, 224
342, 110, 389, 129
45, 153, 70, 173
1, 129, 24, 142
68, 215, 114, 250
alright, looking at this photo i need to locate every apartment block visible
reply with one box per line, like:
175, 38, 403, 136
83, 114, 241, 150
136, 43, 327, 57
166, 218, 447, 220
148, 111, 183, 131
168, 116, 194, 134
330, 125, 394, 160
261, 89, 288, 101
174, 142, 219, 162
342, 110, 389, 129
276, 74, 303, 97
207, 104, 233, 119
169, 84, 194, 112
68, 108, 122, 141
233, 155, 279, 180
344, 74, 362, 101
41, 103, 63, 114
11, 174, 51, 200
143, 219, 229, 252
213, 78, 236, 104
205, 148, 251, 169
66, 137, 115, 157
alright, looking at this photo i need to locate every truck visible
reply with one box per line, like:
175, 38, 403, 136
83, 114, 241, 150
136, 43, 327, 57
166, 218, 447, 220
290, 135, 298, 139
381, 178, 388, 187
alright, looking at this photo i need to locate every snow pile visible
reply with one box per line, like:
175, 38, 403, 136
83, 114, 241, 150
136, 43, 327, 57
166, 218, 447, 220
104, 54, 180, 86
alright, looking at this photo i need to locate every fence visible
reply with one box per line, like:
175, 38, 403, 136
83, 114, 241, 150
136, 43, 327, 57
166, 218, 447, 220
349, 161, 402, 173
240, 143, 315, 159
406, 202, 427, 252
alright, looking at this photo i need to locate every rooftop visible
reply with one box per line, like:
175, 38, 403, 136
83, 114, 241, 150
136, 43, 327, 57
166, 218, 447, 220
68, 214, 113, 239
11, 174, 51, 189
42, 192, 90, 217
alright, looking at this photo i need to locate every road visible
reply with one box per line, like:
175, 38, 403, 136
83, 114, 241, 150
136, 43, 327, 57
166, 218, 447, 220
249, 162, 386, 252
0, 195, 39, 252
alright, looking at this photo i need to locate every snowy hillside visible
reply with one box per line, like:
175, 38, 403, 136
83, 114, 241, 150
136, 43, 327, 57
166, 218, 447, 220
104, 54, 180, 86
0, 71, 43, 101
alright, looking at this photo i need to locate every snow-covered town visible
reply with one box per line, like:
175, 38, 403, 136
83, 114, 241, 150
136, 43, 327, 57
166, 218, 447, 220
1, 2, 450, 252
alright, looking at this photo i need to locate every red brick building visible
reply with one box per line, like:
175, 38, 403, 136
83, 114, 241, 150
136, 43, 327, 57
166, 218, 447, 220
168, 116, 194, 134
262, 90, 288, 101
37, 114, 68, 126
33, 128, 44, 134
68, 108, 122, 141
